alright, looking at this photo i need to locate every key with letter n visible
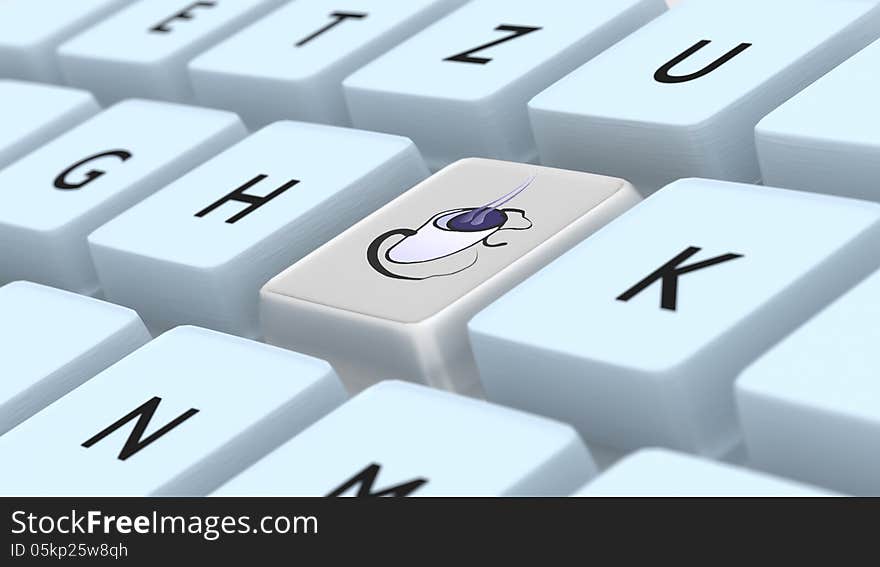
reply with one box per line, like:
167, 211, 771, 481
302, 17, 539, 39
469, 178, 880, 457
0, 326, 345, 496
216, 381, 596, 496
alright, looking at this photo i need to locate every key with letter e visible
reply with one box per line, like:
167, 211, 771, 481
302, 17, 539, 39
58, 0, 288, 103
0, 326, 345, 496
469, 178, 880, 456
260, 158, 639, 394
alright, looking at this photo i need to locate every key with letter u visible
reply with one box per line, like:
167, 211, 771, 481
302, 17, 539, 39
469, 178, 880, 456
261, 158, 640, 394
529, 0, 880, 192
0, 326, 346, 496
0, 281, 150, 436
216, 381, 596, 496
344, 0, 666, 170
88, 121, 427, 338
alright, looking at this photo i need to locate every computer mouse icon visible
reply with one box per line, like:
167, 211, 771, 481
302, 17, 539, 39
367, 175, 536, 280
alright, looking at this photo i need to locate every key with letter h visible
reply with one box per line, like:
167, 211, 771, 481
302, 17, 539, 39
469, 178, 880, 457
0, 326, 345, 496
529, 0, 880, 192
216, 381, 596, 496
88, 121, 428, 337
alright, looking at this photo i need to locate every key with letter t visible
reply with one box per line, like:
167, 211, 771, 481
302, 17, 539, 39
261, 158, 639, 394
469, 178, 880, 456
0, 326, 345, 496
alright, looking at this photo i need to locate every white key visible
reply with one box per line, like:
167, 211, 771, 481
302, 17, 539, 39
217, 380, 595, 496
261, 158, 639, 394
57, 0, 288, 104
344, 0, 666, 170
0, 326, 346, 496
0, 0, 129, 83
0, 80, 99, 169
575, 449, 829, 496
529, 0, 880, 192
0, 281, 149, 436
468, 178, 880, 456
0, 100, 245, 295
88, 121, 428, 338
737, 267, 880, 495
757, 38, 880, 201
189, 0, 468, 129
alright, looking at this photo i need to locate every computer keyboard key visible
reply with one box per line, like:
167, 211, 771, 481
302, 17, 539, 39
57, 0, 288, 104
737, 267, 880, 496
216, 380, 595, 496
0, 100, 245, 295
757, 38, 880, 202
343, 0, 666, 170
88, 121, 428, 337
0, 0, 129, 83
0, 281, 149, 436
529, 0, 880, 192
190, 0, 468, 128
575, 449, 829, 496
261, 158, 639, 394
0, 80, 99, 170
0, 326, 346, 496
469, 178, 880, 456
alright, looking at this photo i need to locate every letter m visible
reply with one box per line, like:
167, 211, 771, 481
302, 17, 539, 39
326, 463, 427, 497
81, 397, 199, 461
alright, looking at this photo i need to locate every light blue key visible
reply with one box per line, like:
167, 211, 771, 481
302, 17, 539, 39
0, 0, 129, 82
469, 178, 880, 457
57, 0, 288, 104
216, 380, 596, 496
343, 0, 666, 170
737, 267, 880, 496
88, 121, 428, 337
529, 0, 880, 192
575, 449, 829, 496
0, 326, 346, 496
757, 38, 880, 201
0, 99, 245, 295
0, 281, 149, 436
190, 0, 468, 128
0, 80, 99, 169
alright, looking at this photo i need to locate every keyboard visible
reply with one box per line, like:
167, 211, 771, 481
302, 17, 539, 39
1, 0, 878, 497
